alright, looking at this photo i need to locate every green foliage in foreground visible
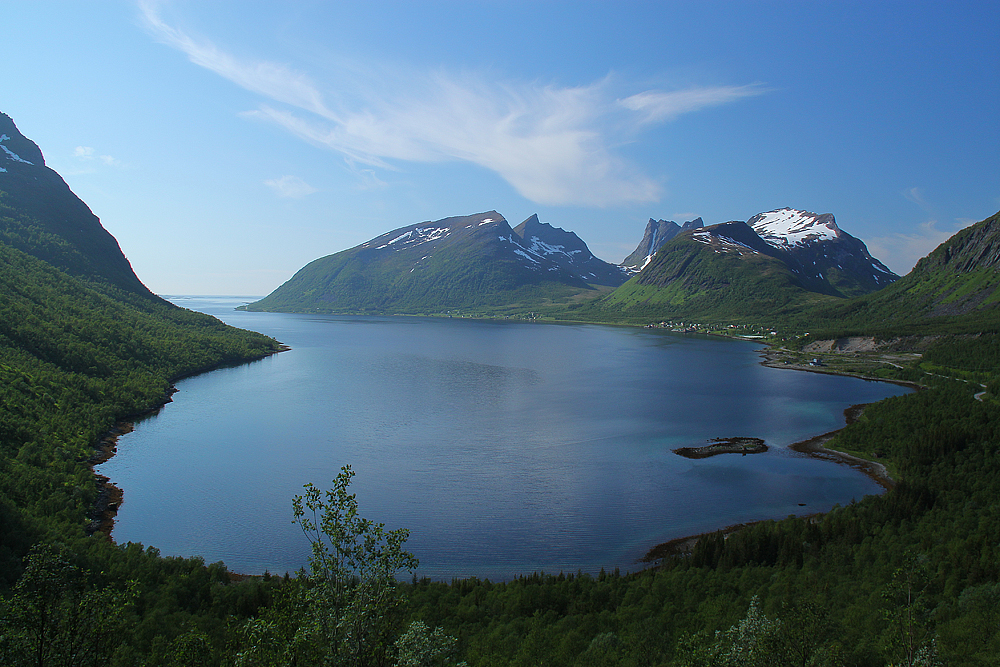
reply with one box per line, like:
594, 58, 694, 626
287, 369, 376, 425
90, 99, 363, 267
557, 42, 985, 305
232, 466, 462, 666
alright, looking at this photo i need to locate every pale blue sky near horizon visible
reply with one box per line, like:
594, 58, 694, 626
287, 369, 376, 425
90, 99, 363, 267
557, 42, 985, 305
2, 0, 997, 295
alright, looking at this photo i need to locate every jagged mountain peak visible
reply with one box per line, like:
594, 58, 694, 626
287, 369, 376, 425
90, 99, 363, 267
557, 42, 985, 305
513, 214, 588, 253
512, 213, 627, 287
622, 216, 703, 270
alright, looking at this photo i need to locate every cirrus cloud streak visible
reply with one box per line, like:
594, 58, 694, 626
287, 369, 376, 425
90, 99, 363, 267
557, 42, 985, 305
139, 2, 765, 206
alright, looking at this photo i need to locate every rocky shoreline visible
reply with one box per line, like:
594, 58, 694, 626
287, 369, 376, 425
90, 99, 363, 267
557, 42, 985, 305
86, 387, 178, 538
87, 348, 289, 540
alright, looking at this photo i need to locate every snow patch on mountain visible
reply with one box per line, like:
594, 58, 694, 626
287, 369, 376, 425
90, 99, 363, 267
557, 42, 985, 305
513, 248, 540, 265
525, 236, 583, 259
0, 134, 33, 165
749, 208, 838, 249
693, 229, 760, 255
375, 226, 451, 250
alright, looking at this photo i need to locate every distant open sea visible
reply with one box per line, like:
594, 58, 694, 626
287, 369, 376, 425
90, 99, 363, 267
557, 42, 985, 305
97, 296, 910, 580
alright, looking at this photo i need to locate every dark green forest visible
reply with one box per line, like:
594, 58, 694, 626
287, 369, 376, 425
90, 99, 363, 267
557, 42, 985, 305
3, 131, 1000, 666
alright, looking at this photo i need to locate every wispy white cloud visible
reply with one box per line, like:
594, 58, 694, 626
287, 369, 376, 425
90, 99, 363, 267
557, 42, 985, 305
138, 0, 332, 118
264, 175, 318, 198
73, 145, 119, 166
351, 167, 388, 191
618, 85, 766, 124
139, 2, 765, 207
902, 186, 931, 212
867, 218, 972, 275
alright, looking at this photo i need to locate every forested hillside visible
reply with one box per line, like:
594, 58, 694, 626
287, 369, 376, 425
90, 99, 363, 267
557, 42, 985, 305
0, 115, 287, 664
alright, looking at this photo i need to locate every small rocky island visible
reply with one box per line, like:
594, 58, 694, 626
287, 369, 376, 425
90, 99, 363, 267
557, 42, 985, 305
673, 437, 767, 459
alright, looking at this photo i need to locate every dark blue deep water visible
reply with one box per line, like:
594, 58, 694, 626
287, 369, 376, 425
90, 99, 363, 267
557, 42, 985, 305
98, 297, 910, 580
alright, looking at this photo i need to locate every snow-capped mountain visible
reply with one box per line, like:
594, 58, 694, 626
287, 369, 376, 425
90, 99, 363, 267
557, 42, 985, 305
746, 208, 898, 296
247, 211, 626, 314
748, 208, 840, 249
608, 208, 900, 319
660, 208, 897, 297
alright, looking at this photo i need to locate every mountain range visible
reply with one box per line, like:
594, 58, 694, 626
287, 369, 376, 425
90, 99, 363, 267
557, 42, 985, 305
598, 208, 900, 322
249, 206, 899, 319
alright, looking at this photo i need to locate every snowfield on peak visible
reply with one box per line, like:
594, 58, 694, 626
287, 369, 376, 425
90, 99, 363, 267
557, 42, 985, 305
750, 208, 838, 248
525, 236, 582, 258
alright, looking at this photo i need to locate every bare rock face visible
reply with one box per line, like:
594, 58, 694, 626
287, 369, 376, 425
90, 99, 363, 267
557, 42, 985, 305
916, 212, 1000, 273
622, 217, 703, 271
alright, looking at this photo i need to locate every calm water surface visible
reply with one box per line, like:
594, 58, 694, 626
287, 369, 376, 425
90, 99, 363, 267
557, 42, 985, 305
98, 297, 910, 579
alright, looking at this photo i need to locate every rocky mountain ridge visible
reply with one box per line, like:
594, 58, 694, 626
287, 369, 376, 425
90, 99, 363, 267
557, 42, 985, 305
649, 207, 899, 298
621, 217, 704, 271
251, 206, 899, 316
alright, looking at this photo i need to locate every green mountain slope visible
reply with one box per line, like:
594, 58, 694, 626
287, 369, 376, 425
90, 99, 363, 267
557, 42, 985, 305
806, 210, 1000, 335
585, 222, 842, 323
247, 211, 614, 315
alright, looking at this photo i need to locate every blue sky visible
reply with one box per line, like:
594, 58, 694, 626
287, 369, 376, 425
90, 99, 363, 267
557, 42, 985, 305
2, 0, 998, 295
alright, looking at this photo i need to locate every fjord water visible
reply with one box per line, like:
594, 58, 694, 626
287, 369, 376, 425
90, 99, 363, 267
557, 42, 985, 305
99, 297, 909, 580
